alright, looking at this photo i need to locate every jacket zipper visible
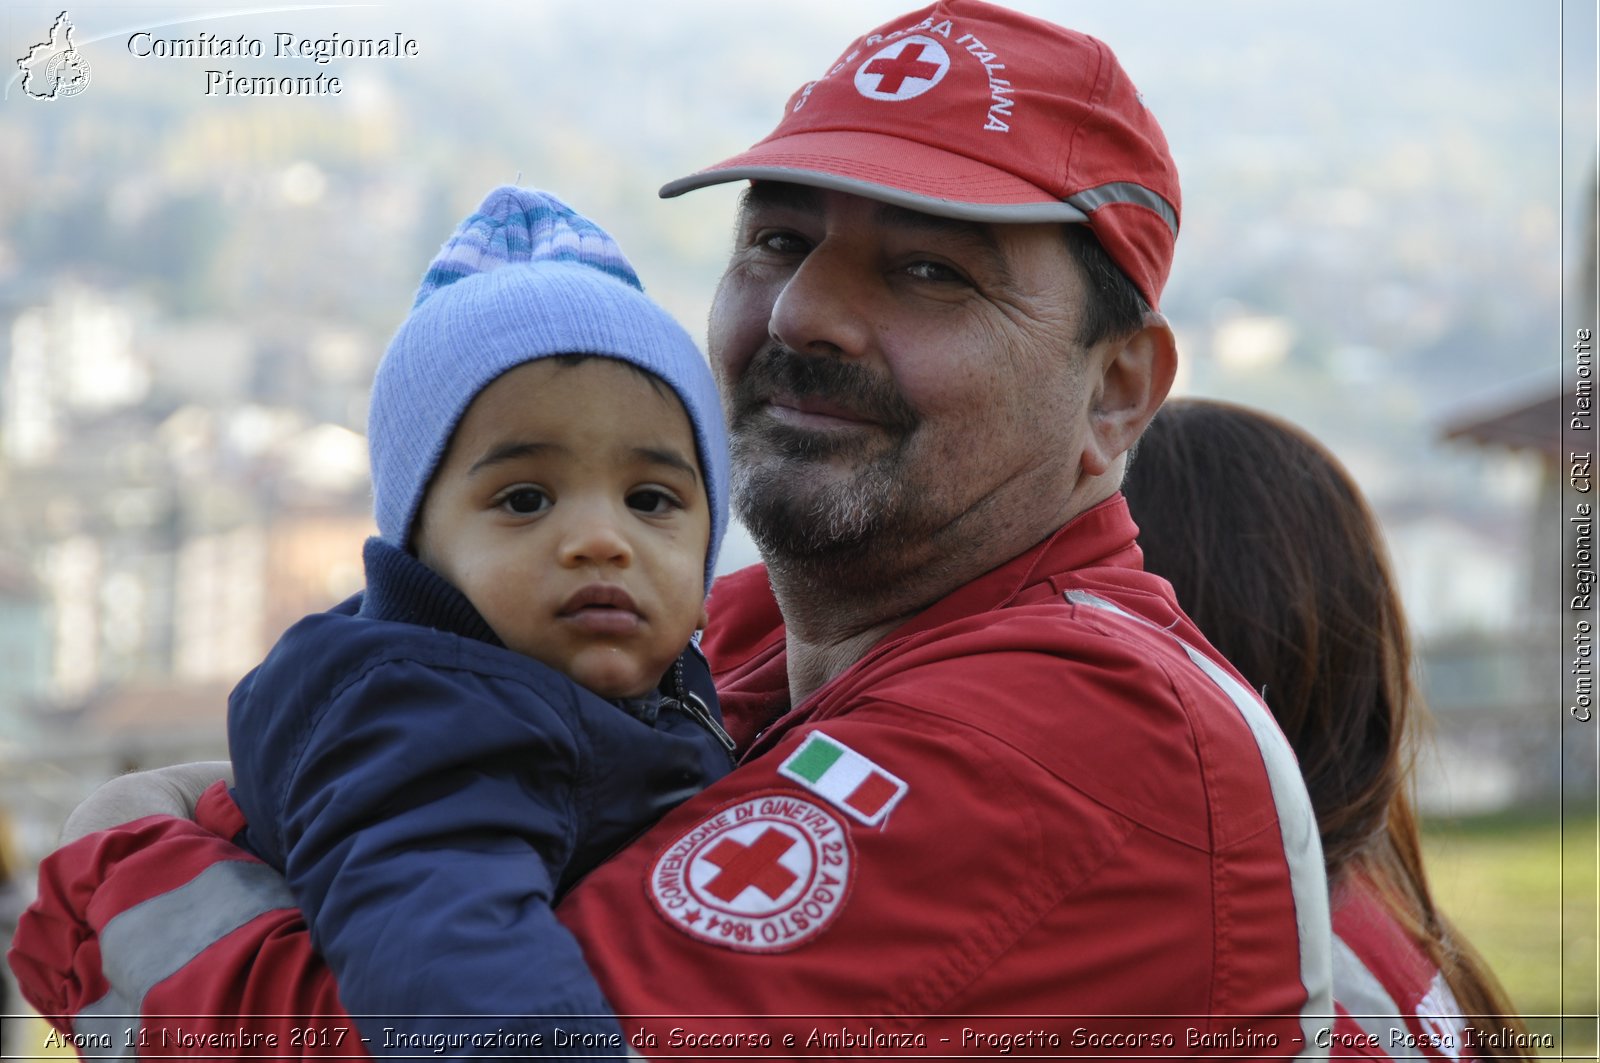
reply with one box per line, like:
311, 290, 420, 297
668, 659, 737, 754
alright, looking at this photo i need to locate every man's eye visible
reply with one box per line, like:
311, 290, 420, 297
904, 260, 968, 284
757, 230, 810, 255
499, 487, 550, 515
627, 488, 681, 515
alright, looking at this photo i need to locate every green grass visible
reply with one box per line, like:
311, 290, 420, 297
1422, 808, 1598, 1058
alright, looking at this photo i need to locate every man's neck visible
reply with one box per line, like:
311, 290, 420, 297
761, 470, 1122, 708
783, 622, 898, 708
764, 546, 985, 707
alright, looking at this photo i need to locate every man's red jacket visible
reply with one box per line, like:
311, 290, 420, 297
11, 496, 1337, 1057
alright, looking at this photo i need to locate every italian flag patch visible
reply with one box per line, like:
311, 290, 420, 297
778, 732, 908, 827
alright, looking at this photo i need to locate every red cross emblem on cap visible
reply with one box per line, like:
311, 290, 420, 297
854, 36, 950, 101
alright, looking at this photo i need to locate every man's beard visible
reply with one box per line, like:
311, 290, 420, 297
726, 345, 927, 569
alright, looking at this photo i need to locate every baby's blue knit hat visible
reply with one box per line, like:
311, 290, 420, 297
368, 185, 729, 590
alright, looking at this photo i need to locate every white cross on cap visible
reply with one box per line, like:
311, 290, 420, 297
854, 36, 950, 101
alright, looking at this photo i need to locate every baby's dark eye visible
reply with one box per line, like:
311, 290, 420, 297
627, 488, 680, 515
500, 487, 551, 515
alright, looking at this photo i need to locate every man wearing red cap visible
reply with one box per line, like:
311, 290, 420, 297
11, 1, 1338, 1055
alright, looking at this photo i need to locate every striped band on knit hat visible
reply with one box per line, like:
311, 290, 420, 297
367, 185, 730, 590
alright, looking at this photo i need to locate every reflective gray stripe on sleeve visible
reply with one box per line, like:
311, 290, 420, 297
1331, 933, 1406, 1045
1064, 181, 1180, 235
97, 858, 296, 1009
74, 989, 137, 1058
1064, 589, 1334, 1057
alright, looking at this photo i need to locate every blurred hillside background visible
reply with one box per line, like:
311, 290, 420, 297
0, 0, 1595, 1050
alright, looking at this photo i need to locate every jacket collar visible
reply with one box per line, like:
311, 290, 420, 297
879, 494, 1144, 643
704, 494, 1145, 745
358, 537, 504, 647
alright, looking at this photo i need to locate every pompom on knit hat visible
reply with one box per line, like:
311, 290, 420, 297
367, 185, 730, 590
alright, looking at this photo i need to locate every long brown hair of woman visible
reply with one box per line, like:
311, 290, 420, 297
1122, 397, 1528, 1053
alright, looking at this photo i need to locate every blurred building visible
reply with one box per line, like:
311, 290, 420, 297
1420, 170, 1598, 812
0, 281, 375, 856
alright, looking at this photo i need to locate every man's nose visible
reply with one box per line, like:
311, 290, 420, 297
559, 502, 633, 568
768, 240, 876, 359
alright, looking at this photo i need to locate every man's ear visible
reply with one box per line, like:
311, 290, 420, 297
698, 599, 711, 631
1081, 311, 1177, 477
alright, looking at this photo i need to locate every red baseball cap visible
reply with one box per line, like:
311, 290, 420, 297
660, 0, 1180, 309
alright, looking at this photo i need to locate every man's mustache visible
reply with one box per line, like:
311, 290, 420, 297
730, 345, 919, 432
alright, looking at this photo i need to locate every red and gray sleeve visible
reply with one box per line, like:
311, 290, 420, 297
7, 787, 361, 1058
